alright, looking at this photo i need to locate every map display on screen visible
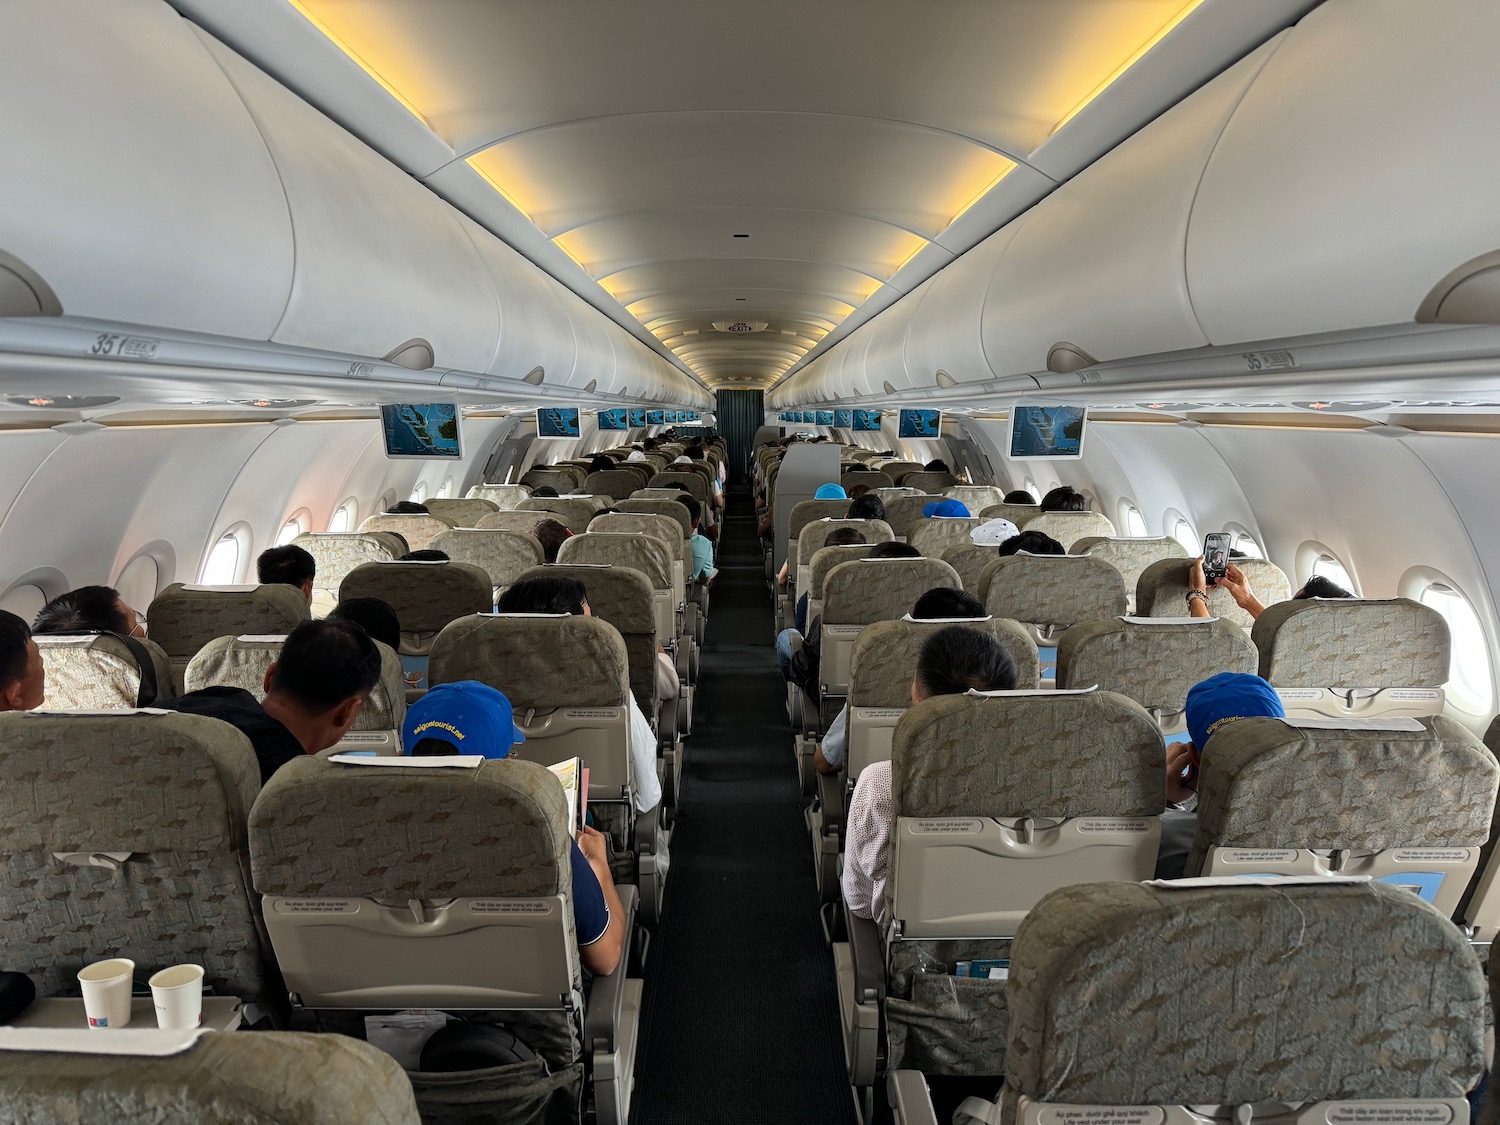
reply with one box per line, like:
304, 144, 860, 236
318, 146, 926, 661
381, 403, 461, 459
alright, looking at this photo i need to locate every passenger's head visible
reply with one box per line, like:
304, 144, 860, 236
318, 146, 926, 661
814, 483, 847, 501
387, 500, 429, 515
677, 493, 702, 529
1002, 491, 1036, 505
0, 611, 44, 712
1184, 672, 1285, 753
911, 587, 986, 620
263, 619, 382, 750
848, 484, 871, 500
1294, 576, 1355, 601
867, 541, 921, 561
328, 597, 401, 651
997, 530, 1064, 557
531, 518, 572, 563
497, 574, 589, 616
404, 680, 527, 759
1039, 486, 1087, 512
923, 459, 949, 473
825, 527, 867, 548
913, 625, 1017, 704
686, 446, 705, 461
589, 454, 615, 473
530, 485, 560, 498
847, 494, 886, 521
400, 549, 450, 562
257, 544, 316, 602
33, 585, 136, 638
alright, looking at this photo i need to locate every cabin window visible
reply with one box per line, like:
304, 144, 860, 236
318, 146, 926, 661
1168, 514, 1199, 556
1023, 479, 1040, 502
201, 529, 246, 585
437, 478, 454, 499
410, 482, 427, 503
0, 583, 47, 622
276, 512, 308, 546
1231, 530, 1264, 559
329, 501, 356, 533
1122, 504, 1148, 538
1310, 552, 1357, 594
114, 555, 160, 611
1410, 578, 1495, 714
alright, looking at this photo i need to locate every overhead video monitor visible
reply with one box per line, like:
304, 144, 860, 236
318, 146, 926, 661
598, 408, 629, 431
852, 409, 882, 432
897, 408, 942, 439
536, 406, 581, 439
628, 409, 648, 427
647, 410, 665, 425
1009, 405, 1087, 459
798, 411, 812, 423
816, 410, 834, 426
834, 409, 853, 428
381, 403, 461, 459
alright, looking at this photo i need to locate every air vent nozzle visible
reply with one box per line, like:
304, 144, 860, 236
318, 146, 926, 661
1046, 342, 1098, 374
883, 381, 898, 395
384, 338, 435, 371
935, 369, 958, 389
523, 367, 545, 386
0, 250, 62, 318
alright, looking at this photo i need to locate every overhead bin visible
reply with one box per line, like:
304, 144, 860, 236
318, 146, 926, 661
901, 231, 1016, 394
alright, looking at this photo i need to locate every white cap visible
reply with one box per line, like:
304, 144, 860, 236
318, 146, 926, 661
627, 450, 647, 461
970, 518, 1020, 547
673, 455, 691, 464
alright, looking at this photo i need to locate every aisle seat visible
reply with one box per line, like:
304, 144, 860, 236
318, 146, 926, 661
1071, 535, 1188, 610
557, 533, 683, 670
878, 495, 935, 540
616, 498, 692, 541
34, 632, 172, 709
907, 517, 980, 560
466, 482, 532, 509
795, 517, 895, 602
147, 583, 309, 694
589, 514, 692, 634
429, 528, 544, 596
338, 561, 492, 690
518, 497, 600, 535
804, 544, 878, 632
940, 543, 997, 594
1136, 557, 1292, 629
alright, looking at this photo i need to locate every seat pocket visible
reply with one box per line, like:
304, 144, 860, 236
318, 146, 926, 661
406, 1058, 584, 1125
885, 972, 1008, 1077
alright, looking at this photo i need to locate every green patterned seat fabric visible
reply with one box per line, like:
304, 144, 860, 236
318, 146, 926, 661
556, 532, 673, 590
880, 463, 925, 484
1252, 597, 1450, 688
879, 495, 935, 539
0, 710, 265, 999
291, 532, 406, 592
799, 517, 894, 561
1056, 617, 1257, 712
338, 562, 493, 637
850, 619, 1040, 706
584, 468, 645, 502
0, 1031, 420, 1124
34, 634, 173, 709
357, 513, 455, 552
519, 469, 577, 494
466, 483, 531, 509
941, 543, 999, 593
589, 513, 685, 561
1006, 881, 1486, 1104
646, 471, 708, 502
147, 583, 309, 662
1073, 535, 1189, 599
943, 485, 1007, 512
841, 470, 894, 491
1188, 715, 1497, 873
808, 545, 878, 602
824, 558, 963, 627
1137, 557, 1292, 629
908, 517, 981, 560
1017, 510, 1117, 550
616, 498, 691, 540
474, 510, 551, 538
423, 497, 500, 528
976, 555, 1127, 628
901, 471, 959, 494
787, 501, 855, 566
429, 529, 543, 590
430, 613, 631, 712
516, 564, 657, 715
186, 635, 407, 732
517, 497, 600, 535
977, 502, 1042, 527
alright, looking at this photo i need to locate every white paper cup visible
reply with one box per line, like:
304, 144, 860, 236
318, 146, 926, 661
149, 964, 204, 1030
78, 958, 134, 1029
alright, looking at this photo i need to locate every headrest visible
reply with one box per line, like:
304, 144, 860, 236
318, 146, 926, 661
290, 533, 402, 585
33, 633, 170, 709
521, 564, 656, 635
146, 584, 310, 658
1019, 510, 1117, 549
429, 613, 630, 710
824, 557, 963, 625
337, 561, 492, 633
424, 497, 500, 526
850, 617, 1041, 705
589, 513, 685, 556
1252, 597, 1450, 688
1136, 556, 1291, 629
1055, 617, 1258, 713
356, 513, 453, 551
556, 532, 672, 588
978, 554, 1127, 626
429, 528, 545, 575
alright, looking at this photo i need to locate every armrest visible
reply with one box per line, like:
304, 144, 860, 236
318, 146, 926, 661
634, 803, 660, 857
817, 768, 846, 840
887, 1071, 940, 1125
844, 899, 886, 1004
584, 883, 638, 1055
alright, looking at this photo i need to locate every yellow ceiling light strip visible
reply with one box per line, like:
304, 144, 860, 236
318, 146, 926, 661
465, 158, 537, 226
285, 0, 431, 128
1051, 0, 1206, 135
946, 161, 1017, 228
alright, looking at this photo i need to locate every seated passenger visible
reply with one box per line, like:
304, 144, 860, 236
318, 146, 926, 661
1155, 671, 1286, 879
495, 576, 662, 814
530, 485, 561, 498
588, 454, 615, 473
847, 484, 871, 501
676, 494, 716, 584
1195, 562, 1354, 621
256, 544, 316, 604
166, 619, 380, 785
1002, 490, 1036, 505
328, 597, 402, 650
782, 541, 920, 689
969, 517, 1020, 548
33, 585, 144, 638
685, 445, 723, 509
774, 527, 873, 678
1039, 485, 1087, 512
400, 549, 450, 562
922, 498, 969, 519
814, 587, 985, 775
846, 493, 885, 522
532, 518, 572, 564
404, 679, 624, 976
0, 610, 45, 712
842, 624, 1017, 922
923, 459, 949, 473
773, 482, 848, 588
997, 529, 1064, 557
387, 500, 429, 514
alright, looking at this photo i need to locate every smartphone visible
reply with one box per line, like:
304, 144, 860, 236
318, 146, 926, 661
1202, 532, 1231, 583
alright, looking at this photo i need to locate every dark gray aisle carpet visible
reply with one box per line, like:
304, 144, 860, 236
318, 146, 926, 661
630, 489, 858, 1124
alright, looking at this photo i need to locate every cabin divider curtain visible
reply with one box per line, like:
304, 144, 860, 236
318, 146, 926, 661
714, 389, 764, 484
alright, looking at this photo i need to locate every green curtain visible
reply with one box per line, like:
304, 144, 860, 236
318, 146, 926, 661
714, 389, 764, 484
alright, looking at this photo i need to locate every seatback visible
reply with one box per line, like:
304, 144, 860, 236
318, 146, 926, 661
1187, 715, 1495, 914
943, 485, 1006, 512
0, 1032, 421, 1124
786, 499, 854, 572
841, 469, 893, 492
474, 509, 551, 538
557, 532, 678, 644
466, 482, 531, 509
1253, 597, 1450, 719
907, 517, 980, 559
1056, 617, 1257, 732
806, 544, 877, 629
429, 529, 544, 596
518, 497, 598, 534
33, 633, 173, 709
845, 617, 1040, 779
337, 561, 493, 656
423, 497, 499, 527
1136, 556, 1292, 628
147, 583, 310, 693
880, 495, 934, 539
1018, 510, 1116, 549
1002, 881, 1484, 1112
251, 754, 583, 1047
590, 513, 685, 562
616, 497, 692, 539
519, 467, 577, 493
820, 558, 962, 697
648, 471, 708, 501
357, 513, 455, 551
941, 543, 998, 593
1072, 535, 1188, 608
0, 710, 266, 1000
976, 554, 1128, 632
795, 518, 894, 598
978, 501, 1041, 526
291, 532, 404, 608
585, 468, 646, 501
900, 470, 958, 494
881, 462, 924, 484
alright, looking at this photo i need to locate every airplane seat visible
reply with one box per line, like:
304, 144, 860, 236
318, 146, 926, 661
841, 469, 894, 492
616, 498, 692, 541
900, 881, 1485, 1125
878, 495, 937, 540
147, 583, 310, 694
429, 612, 665, 910
977, 502, 1043, 527
943, 485, 1006, 512
900, 471, 959, 494
795, 517, 895, 603
837, 690, 1164, 1103
357, 513, 454, 553
520, 468, 578, 493
0, 709, 270, 1004
647, 471, 708, 504
585, 468, 646, 501
0, 1031, 421, 1123
940, 543, 1000, 593
467, 482, 533, 509
250, 754, 641, 1124
33, 632, 173, 709
782, 500, 859, 626
974, 555, 1128, 664
804, 544, 879, 634
1014, 510, 1116, 550
291, 531, 406, 614
907, 517, 980, 560
880, 462, 925, 485
556, 533, 685, 683
1056, 616, 1258, 736
423, 496, 500, 527
1072, 535, 1189, 611
185, 633, 407, 755
475, 510, 552, 539
337, 561, 492, 691
1187, 715, 1496, 917
1253, 597, 1450, 720
592, 511, 704, 640
429, 528, 544, 599
1136, 557, 1292, 629
517, 497, 599, 535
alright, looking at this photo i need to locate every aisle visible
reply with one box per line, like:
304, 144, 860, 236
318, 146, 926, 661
630, 488, 858, 1123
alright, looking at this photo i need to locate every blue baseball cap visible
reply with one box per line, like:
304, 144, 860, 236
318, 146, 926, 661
402, 680, 526, 758
922, 499, 970, 518
815, 483, 847, 500
1184, 672, 1284, 751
